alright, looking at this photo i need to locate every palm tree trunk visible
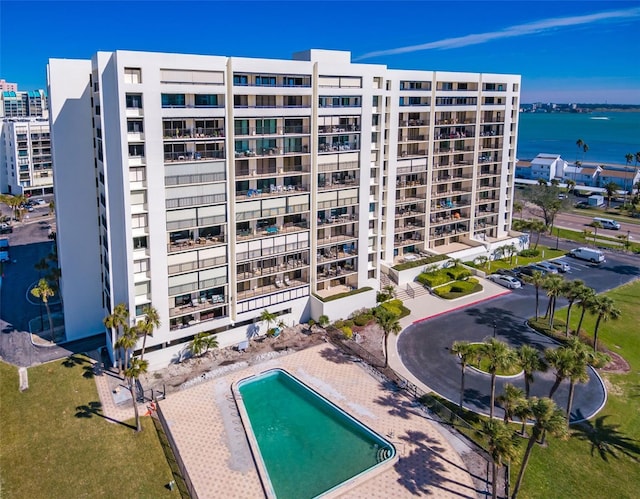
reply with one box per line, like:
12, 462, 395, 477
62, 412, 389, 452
140, 333, 148, 362
577, 307, 587, 335
459, 367, 466, 408
520, 419, 527, 436
512, 432, 538, 499
492, 460, 498, 499
565, 303, 573, 337
490, 373, 496, 419
383, 331, 389, 368
129, 377, 141, 432
525, 378, 531, 399
534, 289, 539, 321
549, 375, 562, 398
548, 297, 555, 328
566, 381, 576, 428
593, 316, 602, 352
44, 302, 55, 342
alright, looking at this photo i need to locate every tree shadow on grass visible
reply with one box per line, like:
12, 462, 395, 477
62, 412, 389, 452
75, 400, 136, 430
572, 415, 640, 462
395, 429, 480, 498
61, 354, 92, 368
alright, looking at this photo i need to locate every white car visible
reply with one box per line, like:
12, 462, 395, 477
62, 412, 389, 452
35, 199, 46, 205
533, 261, 559, 274
488, 274, 522, 289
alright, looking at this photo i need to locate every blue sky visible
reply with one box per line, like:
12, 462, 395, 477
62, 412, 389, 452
1, 1, 639, 103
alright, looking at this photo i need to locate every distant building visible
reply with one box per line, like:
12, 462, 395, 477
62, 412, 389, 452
0, 79, 18, 92
563, 165, 601, 186
0, 89, 48, 118
515, 153, 567, 182
0, 118, 53, 195
597, 166, 640, 191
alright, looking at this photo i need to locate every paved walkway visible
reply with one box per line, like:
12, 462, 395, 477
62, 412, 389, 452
155, 344, 480, 498
387, 279, 510, 393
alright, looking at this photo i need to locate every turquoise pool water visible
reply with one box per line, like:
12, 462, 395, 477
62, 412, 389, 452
236, 369, 395, 499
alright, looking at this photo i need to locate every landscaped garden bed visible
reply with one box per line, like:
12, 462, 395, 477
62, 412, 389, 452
432, 278, 483, 299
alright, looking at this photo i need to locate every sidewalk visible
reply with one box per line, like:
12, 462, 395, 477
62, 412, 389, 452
387, 278, 510, 393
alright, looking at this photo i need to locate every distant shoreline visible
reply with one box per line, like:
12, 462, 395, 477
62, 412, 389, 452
521, 106, 640, 113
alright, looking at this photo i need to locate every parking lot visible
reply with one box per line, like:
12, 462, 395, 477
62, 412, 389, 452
398, 250, 639, 422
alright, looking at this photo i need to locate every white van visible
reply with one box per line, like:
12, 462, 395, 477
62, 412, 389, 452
593, 217, 621, 230
569, 247, 606, 263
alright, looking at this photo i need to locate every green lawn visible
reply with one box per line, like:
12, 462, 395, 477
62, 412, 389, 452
552, 226, 640, 253
467, 245, 566, 272
0, 356, 176, 498
515, 279, 640, 499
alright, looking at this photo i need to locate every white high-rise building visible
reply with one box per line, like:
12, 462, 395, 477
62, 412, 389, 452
1, 118, 53, 195
48, 50, 520, 369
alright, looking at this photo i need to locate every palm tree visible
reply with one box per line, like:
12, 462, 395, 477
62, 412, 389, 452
603, 182, 618, 208
561, 279, 586, 337
589, 295, 621, 352
511, 397, 568, 499
138, 304, 160, 361
542, 274, 564, 328
575, 286, 596, 335
48, 199, 55, 216
260, 309, 277, 334
546, 345, 577, 398
513, 200, 523, 220
31, 278, 56, 342
123, 357, 149, 432
482, 338, 517, 419
375, 307, 402, 368
517, 345, 546, 398
188, 332, 219, 358
34, 258, 49, 330
115, 324, 138, 370
624, 153, 634, 204
382, 284, 396, 302
451, 341, 474, 409
497, 383, 525, 424
528, 220, 546, 250
104, 303, 130, 372
483, 419, 518, 499
317, 315, 330, 329
513, 400, 533, 436
526, 271, 545, 321
575, 139, 584, 168
505, 243, 517, 264
565, 179, 576, 194
563, 338, 593, 427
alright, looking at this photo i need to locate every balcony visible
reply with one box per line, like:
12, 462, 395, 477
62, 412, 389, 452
235, 126, 310, 137
238, 184, 310, 199
164, 150, 225, 162
398, 149, 427, 158
431, 188, 471, 199
234, 146, 309, 158
167, 234, 226, 253
164, 128, 225, 140
318, 141, 359, 154
235, 221, 309, 241
316, 264, 356, 281
169, 295, 226, 319
317, 160, 359, 173
318, 124, 361, 134
237, 276, 309, 301
399, 119, 428, 126
394, 233, 423, 247
168, 255, 227, 275
237, 259, 308, 281
317, 178, 359, 191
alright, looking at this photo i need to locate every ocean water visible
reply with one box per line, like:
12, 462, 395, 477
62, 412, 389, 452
517, 112, 640, 165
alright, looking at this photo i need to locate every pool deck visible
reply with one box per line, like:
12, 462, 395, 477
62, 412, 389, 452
156, 343, 479, 498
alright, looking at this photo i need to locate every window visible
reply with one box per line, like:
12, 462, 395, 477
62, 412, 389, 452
133, 259, 149, 274
234, 95, 248, 107
233, 74, 248, 86
127, 120, 144, 133
130, 190, 147, 205
234, 119, 249, 135
128, 143, 145, 157
129, 167, 146, 182
135, 281, 150, 296
131, 213, 147, 229
285, 95, 302, 107
126, 94, 142, 109
194, 94, 219, 107
256, 119, 277, 134
124, 68, 142, 84
95, 105, 101, 115
255, 75, 276, 86
161, 94, 185, 108
133, 236, 148, 250
256, 95, 276, 107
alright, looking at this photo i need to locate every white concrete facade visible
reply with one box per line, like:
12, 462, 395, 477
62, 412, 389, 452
1, 118, 53, 195
48, 49, 520, 369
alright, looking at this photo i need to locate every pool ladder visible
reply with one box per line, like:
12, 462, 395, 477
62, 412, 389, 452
376, 447, 392, 463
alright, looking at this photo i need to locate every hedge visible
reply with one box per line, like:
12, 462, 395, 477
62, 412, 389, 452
433, 278, 482, 299
313, 286, 373, 302
392, 254, 448, 271
417, 264, 471, 288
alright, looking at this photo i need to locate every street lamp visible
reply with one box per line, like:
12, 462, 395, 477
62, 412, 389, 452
493, 320, 497, 338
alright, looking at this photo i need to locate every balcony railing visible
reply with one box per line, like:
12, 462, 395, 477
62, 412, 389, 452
237, 277, 309, 301
164, 151, 225, 162
235, 126, 310, 136
317, 161, 359, 173
236, 221, 310, 241
318, 142, 359, 153
318, 125, 361, 133
169, 296, 226, 319
164, 128, 224, 139
168, 235, 226, 253
168, 255, 227, 275
237, 260, 309, 281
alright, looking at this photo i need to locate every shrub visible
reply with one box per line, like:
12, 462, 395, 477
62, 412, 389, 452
353, 314, 373, 326
519, 248, 540, 257
333, 320, 345, 329
447, 267, 472, 281
392, 254, 448, 271
308, 319, 315, 327
341, 326, 353, 339
344, 319, 354, 329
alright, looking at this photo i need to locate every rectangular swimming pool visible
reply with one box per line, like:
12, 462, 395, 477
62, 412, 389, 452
234, 369, 396, 498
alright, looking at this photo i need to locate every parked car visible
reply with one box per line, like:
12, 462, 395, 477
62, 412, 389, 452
575, 201, 589, 208
35, 198, 46, 205
547, 260, 570, 272
569, 247, 606, 263
487, 274, 522, 289
496, 268, 526, 285
514, 266, 546, 277
533, 261, 559, 274
0, 224, 12, 234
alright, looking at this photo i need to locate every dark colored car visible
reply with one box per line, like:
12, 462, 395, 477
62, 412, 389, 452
514, 266, 547, 277
575, 201, 589, 208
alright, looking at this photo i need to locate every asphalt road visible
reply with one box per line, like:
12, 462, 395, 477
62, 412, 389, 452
0, 202, 103, 367
397, 250, 640, 422
523, 203, 640, 241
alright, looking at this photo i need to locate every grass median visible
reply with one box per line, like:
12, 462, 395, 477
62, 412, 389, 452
0, 356, 175, 498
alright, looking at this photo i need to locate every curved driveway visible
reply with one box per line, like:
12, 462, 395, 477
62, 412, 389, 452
397, 251, 639, 422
